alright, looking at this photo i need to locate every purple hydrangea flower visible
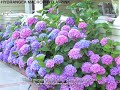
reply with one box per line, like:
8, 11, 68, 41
20, 28, 32, 39
15, 39, 26, 49
68, 29, 81, 40
98, 66, 106, 75
74, 39, 91, 49
87, 50, 94, 56
14, 21, 21, 26
35, 21, 46, 33
26, 17, 38, 26
101, 55, 113, 65
100, 37, 108, 46
91, 39, 99, 44
90, 64, 101, 73
60, 85, 69, 90
68, 48, 82, 60
66, 17, 75, 26
12, 31, 20, 39
18, 57, 25, 69
55, 35, 68, 46
46, 59, 55, 68
58, 30, 68, 36
78, 22, 87, 29
97, 77, 106, 85
26, 36, 37, 43
110, 67, 118, 76
19, 44, 30, 55
38, 68, 47, 77
0, 52, 3, 60
53, 55, 64, 64
48, 8, 54, 13
81, 62, 92, 73
30, 60, 40, 71
115, 55, 120, 66
64, 64, 77, 76
27, 57, 34, 66
48, 29, 60, 40
82, 75, 94, 87
31, 41, 41, 52
61, 25, 71, 31
26, 67, 36, 80
90, 54, 100, 63
38, 85, 47, 90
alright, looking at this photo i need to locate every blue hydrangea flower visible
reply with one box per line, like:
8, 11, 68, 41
39, 33, 47, 39
48, 29, 60, 40
26, 67, 36, 80
38, 68, 47, 77
53, 55, 64, 64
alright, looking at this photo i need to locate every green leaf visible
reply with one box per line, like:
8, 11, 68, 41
109, 64, 113, 69
39, 46, 50, 52
12, 51, 18, 56
96, 75, 102, 80
55, 46, 60, 52
46, 68, 51, 73
64, 46, 71, 52
54, 68, 61, 75
115, 76, 120, 80
34, 54, 45, 61
92, 83, 96, 88
74, 61, 81, 68
39, 61, 45, 67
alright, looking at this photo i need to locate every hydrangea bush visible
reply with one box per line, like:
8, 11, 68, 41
0, 0, 120, 90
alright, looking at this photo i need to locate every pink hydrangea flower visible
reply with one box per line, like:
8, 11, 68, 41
20, 28, 32, 39
101, 55, 113, 65
98, 66, 106, 75
12, 31, 20, 39
68, 48, 82, 60
48, 8, 54, 13
58, 30, 68, 36
68, 29, 81, 40
115, 56, 120, 66
15, 39, 26, 49
78, 22, 87, 29
100, 37, 108, 46
46, 59, 55, 68
61, 25, 71, 31
27, 17, 38, 26
81, 62, 92, 73
27, 57, 34, 66
55, 35, 68, 46
90, 64, 101, 73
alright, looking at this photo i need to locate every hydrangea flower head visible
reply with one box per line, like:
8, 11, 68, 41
46, 59, 55, 68
97, 77, 106, 85
53, 55, 64, 64
48, 29, 60, 40
15, 39, 26, 49
78, 22, 87, 29
61, 25, 71, 31
64, 64, 77, 76
90, 54, 100, 63
30, 60, 40, 71
115, 55, 120, 66
87, 50, 94, 56
18, 57, 25, 69
74, 39, 91, 49
31, 41, 41, 52
91, 39, 99, 44
68, 29, 81, 40
12, 31, 20, 39
68, 48, 82, 60
26, 17, 38, 26
38, 68, 46, 77
110, 67, 118, 76
100, 37, 108, 46
55, 35, 68, 46
81, 62, 92, 73
27, 57, 34, 66
48, 8, 54, 13
66, 17, 75, 26
26, 67, 36, 80
20, 28, 32, 39
60, 85, 69, 90
90, 64, 101, 73
98, 66, 106, 75
101, 54, 113, 65
58, 30, 68, 36
35, 21, 46, 33
19, 44, 30, 55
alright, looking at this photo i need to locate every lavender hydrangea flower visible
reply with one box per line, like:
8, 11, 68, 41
31, 41, 41, 52
14, 21, 21, 26
82, 75, 94, 87
55, 35, 68, 46
115, 55, 120, 66
46, 59, 55, 68
48, 29, 60, 40
87, 50, 94, 56
30, 60, 40, 71
0, 52, 3, 60
12, 31, 20, 39
60, 85, 69, 90
26, 36, 37, 43
18, 57, 25, 69
19, 44, 30, 55
26, 67, 36, 80
38, 68, 47, 77
68, 48, 82, 60
58, 30, 68, 36
26, 17, 38, 26
78, 22, 87, 29
90, 54, 100, 63
39, 33, 47, 39
66, 17, 75, 26
101, 55, 113, 65
53, 55, 64, 64
100, 37, 108, 46
61, 25, 71, 31
91, 39, 99, 44
35, 21, 46, 33
47, 27, 53, 32
98, 66, 106, 75
27, 57, 34, 66
110, 67, 118, 76
38, 85, 47, 90
81, 62, 92, 73
64, 64, 77, 76
68, 29, 81, 40
74, 39, 91, 49
97, 77, 106, 85
90, 64, 101, 73
20, 28, 32, 39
